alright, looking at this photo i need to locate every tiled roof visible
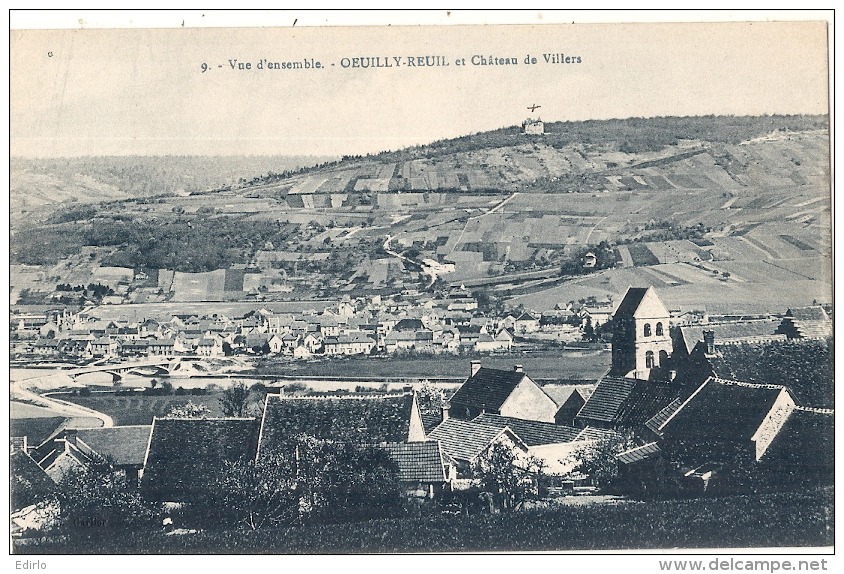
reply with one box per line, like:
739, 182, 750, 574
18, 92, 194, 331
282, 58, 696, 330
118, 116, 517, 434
394, 318, 425, 331
449, 367, 527, 412
141, 417, 260, 502
759, 407, 834, 469
613, 287, 649, 317
427, 419, 524, 463
679, 321, 779, 355
472, 413, 582, 446
11, 450, 56, 511
706, 341, 833, 407
382, 441, 449, 483
617, 442, 661, 465
258, 393, 417, 456
786, 306, 829, 322
77, 425, 152, 466
644, 397, 684, 435
660, 378, 785, 442
577, 376, 683, 428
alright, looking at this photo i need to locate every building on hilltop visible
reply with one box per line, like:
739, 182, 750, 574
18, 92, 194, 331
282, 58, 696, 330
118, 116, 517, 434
521, 117, 544, 135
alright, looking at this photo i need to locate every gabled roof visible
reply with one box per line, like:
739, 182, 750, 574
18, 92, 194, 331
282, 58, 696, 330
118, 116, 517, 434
614, 286, 669, 319
472, 413, 582, 446
382, 441, 450, 483
141, 417, 260, 502
76, 425, 152, 467
659, 378, 785, 442
427, 418, 526, 463
10, 417, 69, 449
613, 287, 649, 317
759, 407, 834, 470
576, 376, 680, 428
617, 442, 661, 465
449, 367, 528, 412
542, 386, 585, 408
257, 393, 418, 456
394, 318, 424, 331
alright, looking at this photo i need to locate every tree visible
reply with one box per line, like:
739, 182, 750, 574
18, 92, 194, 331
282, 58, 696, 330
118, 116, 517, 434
416, 380, 446, 420
219, 381, 250, 417
51, 456, 156, 539
564, 432, 638, 489
166, 400, 212, 418
203, 451, 298, 530
222, 341, 233, 356
473, 441, 542, 511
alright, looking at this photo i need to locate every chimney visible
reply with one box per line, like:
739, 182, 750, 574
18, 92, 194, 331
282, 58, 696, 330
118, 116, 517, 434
441, 403, 450, 423
513, 364, 523, 373
703, 330, 715, 355
470, 360, 482, 377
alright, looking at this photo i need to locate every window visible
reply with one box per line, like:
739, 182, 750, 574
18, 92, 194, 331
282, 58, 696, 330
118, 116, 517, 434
645, 351, 655, 368
655, 322, 664, 336
643, 323, 652, 337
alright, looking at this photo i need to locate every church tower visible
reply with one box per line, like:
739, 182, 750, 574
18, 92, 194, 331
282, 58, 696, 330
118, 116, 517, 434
611, 286, 673, 379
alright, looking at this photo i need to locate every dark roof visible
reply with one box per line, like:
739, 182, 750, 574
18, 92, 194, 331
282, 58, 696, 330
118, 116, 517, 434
613, 287, 649, 318
759, 407, 834, 470
576, 377, 636, 424
11, 451, 57, 511
659, 378, 785, 442
10, 417, 68, 448
576, 376, 680, 428
394, 318, 424, 331
472, 413, 582, 446
449, 367, 527, 412
617, 442, 661, 465
141, 417, 260, 502
258, 393, 417, 455
382, 441, 449, 483
77, 426, 152, 467
705, 340, 833, 407
427, 419, 525, 463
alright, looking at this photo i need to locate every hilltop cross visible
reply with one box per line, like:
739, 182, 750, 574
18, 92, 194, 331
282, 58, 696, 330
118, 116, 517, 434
527, 104, 541, 113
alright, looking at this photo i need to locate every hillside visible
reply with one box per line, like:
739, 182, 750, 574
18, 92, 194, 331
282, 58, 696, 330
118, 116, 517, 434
9, 155, 330, 225
9, 115, 831, 314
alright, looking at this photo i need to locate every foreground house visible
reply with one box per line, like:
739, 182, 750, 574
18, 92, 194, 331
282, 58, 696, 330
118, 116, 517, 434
575, 376, 681, 430
141, 417, 260, 503
426, 418, 529, 477
256, 391, 427, 459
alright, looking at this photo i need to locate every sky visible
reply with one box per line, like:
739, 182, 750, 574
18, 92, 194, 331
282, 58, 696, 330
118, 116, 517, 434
9, 14, 831, 157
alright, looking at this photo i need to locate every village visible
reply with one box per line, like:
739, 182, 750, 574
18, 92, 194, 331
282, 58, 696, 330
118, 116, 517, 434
10, 284, 834, 549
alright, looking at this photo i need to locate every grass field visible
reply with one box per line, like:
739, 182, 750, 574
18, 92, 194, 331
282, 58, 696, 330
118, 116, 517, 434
14, 486, 833, 553
261, 351, 611, 382
57, 393, 227, 425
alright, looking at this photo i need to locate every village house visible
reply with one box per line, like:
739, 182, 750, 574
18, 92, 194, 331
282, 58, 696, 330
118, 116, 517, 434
448, 362, 559, 423
775, 306, 833, 339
